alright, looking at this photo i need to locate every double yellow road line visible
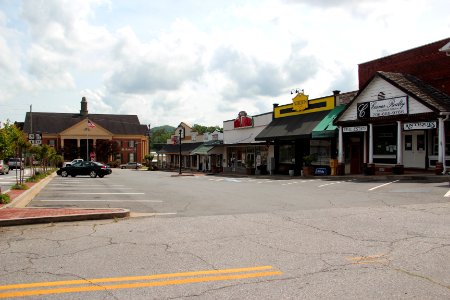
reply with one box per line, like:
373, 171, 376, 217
0, 265, 282, 298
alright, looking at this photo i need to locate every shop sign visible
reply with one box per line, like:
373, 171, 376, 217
343, 126, 367, 133
234, 111, 254, 128
403, 121, 436, 130
357, 96, 408, 119
28, 132, 42, 145
292, 92, 309, 111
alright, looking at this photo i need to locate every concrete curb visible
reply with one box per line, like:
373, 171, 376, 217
4, 172, 57, 208
0, 208, 130, 227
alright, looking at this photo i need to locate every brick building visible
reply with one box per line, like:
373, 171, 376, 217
22, 97, 149, 164
335, 38, 450, 175
359, 37, 450, 95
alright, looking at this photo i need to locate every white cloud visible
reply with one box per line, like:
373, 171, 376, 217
0, 0, 448, 127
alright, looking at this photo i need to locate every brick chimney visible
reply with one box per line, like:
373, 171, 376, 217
80, 97, 88, 116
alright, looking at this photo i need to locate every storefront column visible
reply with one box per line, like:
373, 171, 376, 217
366, 123, 375, 175
394, 121, 404, 174
363, 132, 367, 164
436, 117, 444, 174
368, 123, 373, 164
337, 126, 345, 175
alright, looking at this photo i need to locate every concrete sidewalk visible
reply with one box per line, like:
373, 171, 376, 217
0, 172, 130, 227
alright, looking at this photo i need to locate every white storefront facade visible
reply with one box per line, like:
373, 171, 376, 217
222, 112, 273, 175
334, 71, 450, 175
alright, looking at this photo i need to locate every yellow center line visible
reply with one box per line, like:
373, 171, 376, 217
0, 271, 282, 298
0, 265, 273, 290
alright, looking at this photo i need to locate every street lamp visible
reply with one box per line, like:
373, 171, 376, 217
179, 129, 182, 174
134, 141, 141, 170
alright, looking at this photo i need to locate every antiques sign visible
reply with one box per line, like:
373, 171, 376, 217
403, 121, 436, 131
357, 96, 408, 119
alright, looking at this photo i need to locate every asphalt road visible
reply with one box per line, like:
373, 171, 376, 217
0, 168, 31, 192
30, 169, 450, 216
0, 170, 449, 299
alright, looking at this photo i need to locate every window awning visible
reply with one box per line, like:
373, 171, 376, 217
255, 110, 330, 141
191, 145, 215, 155
311, 105, 346, 139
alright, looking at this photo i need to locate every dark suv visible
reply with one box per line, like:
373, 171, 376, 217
8, 158, 24, 170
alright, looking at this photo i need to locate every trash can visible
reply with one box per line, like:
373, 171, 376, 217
330, 159, 338, 176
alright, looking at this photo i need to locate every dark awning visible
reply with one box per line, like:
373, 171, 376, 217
311, 105, 346, 139
157, 142, 203, 155
255, 110, 331, 141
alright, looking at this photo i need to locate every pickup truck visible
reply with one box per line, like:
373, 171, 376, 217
63, 159, 84, 167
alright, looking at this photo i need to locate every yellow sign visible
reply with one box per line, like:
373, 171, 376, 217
292, 92, 309, 111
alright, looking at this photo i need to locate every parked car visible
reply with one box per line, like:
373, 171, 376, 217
0, 160, 9, 175
7, 158, 24, 170
57, 161, 112, 178
119, 162, 142, 169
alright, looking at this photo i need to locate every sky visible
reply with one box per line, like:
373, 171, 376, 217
0, 0, 449, 128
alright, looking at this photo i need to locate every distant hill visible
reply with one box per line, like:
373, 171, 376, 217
152, 125, 175, 133
151, 125, 176, 149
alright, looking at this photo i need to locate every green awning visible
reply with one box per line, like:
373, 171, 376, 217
311, 105, 346, 139
191, 145, 215, 155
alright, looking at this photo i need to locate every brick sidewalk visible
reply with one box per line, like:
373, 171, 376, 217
0, 178, 129, 226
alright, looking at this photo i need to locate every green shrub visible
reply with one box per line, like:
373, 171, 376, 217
0, 194, 10, 204
11, 183, 28, 190
108, 160, 120, 168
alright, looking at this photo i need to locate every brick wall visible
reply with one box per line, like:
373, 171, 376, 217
358, 38, 450, 95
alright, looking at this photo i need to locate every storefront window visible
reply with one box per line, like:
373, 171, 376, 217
310, 140, 331, 165
374, 125, 397, 155
279, 144, 295, 163
227, 146, 268, 168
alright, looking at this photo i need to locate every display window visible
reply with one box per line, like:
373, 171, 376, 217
374, 124, 397, 155
279, 144, 295, 163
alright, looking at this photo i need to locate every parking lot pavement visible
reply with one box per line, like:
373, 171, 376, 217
0, 172, 130, 226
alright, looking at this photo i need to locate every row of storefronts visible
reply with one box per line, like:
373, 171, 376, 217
158, 38, 450, 176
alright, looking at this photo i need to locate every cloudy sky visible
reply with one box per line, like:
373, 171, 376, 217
0, 0, 449, 127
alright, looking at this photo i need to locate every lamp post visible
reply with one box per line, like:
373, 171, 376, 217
179, 129, 182, 175
134, 141, 140, 170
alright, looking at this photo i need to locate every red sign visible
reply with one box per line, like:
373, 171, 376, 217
234, 111, 253, 128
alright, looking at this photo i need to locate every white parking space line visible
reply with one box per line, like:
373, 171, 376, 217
36, 199, 163, 202
444, 190, 450, 197
45, 188, 134, 190
318, 181, 343, 187
49, 184, 125, 187
66, 192, 145, 195
368, 180, 399, 191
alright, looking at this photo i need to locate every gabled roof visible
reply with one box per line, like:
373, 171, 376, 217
23, 112, 148, 135
334, 71, 450, 124
378, 71, 450, 112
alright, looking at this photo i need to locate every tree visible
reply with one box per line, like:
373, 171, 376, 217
151, 127, 173, 149
95, 140, 120, 163
192, 124, 222, 134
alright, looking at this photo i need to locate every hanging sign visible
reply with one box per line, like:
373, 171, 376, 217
292, 92, 309, 111
357, 96, 408, 119
343, 126, 368, 133
403, 121, 436, 130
